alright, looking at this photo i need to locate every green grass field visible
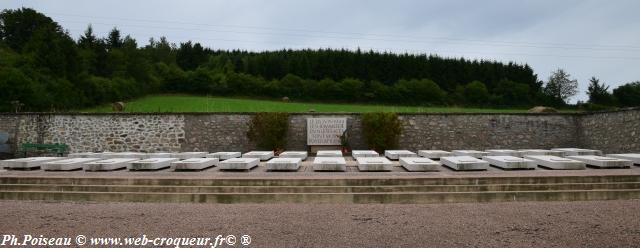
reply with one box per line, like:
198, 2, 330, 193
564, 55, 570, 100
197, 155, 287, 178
81, 95, 536, 113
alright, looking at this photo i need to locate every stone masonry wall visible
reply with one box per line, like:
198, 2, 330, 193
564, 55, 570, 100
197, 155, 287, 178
578, 108, 640, 153
0, 109, 637, 156
9, 114, 185, 153
398, 114, 579, 151
0, 115, 19, 158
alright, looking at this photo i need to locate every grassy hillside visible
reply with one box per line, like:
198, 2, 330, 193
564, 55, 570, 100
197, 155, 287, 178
81, 95, 536, 113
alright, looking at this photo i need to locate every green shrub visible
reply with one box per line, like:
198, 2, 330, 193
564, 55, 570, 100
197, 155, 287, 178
246, 112, 289, 150
361, 112, 403, 153
578, 103, 616, 112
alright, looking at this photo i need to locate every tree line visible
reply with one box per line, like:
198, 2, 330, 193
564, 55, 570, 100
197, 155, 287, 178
0, 8, 638, 112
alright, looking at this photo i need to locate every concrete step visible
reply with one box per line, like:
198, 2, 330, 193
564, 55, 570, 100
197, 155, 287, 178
1, 189, 639, 204
2, 175, 640, 186
2, 182, 640, 193
3, 175, 640, 203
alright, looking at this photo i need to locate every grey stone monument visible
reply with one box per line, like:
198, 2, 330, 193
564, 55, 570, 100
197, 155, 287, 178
524, 155, 586, 170
266, 158, 302, 171
441, 156, 489, 171
42, 158, 101, 171
219, 158, 260, 170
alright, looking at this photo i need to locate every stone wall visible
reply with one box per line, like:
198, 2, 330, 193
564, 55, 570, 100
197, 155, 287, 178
579, 108, 640, 153
398, 114, 579, 151
0, 115, 19, 158
0, 109, 637, 156
3, 114, 185, 153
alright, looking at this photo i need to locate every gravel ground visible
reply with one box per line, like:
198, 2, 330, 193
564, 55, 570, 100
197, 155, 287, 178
1, 200, 639, 247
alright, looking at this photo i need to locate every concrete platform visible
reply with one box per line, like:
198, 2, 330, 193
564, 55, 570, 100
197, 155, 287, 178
172, 152, 207, 159
486, 149, 522, 157
384, 150, 417, 160
242, 151, 274, 161
266, 158, 302, 171
171, 158, 218, 171
145, 152, 174, 158
567, 155, 632, 169
452, 150, 490, 158
525, 155, 586, 170
482, 156, 536, 170
519, 149, 566, 157
351, 150, 379, 159
356, 157, 393, 171
219, 158, 259, 170
279, 151, 308, 160
441, 156, 489, 171
101, 152, 147, 159
552, 148, 603, 156
129, 158, 180, 171
399, 157, 440, 172
2, 157, 65, 169
207, 152, 241, 160
316, 150, 342, 157
607, 154, 640, 165
42, 158, 102, 171
417, 150, 451, 159
67, 152, 101, 158
312, 157, 346, 171
84, 159, 139, 171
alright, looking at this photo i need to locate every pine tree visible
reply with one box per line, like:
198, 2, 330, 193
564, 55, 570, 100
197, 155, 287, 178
587, 77, 613, 105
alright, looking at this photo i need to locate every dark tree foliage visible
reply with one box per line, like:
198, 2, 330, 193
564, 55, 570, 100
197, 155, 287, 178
613, 82, 640, 107
587, 77, 615, 106
2, 8, 636, 112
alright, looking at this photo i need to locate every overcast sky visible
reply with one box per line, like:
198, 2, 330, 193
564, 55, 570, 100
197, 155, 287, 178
2, 0, 639, 102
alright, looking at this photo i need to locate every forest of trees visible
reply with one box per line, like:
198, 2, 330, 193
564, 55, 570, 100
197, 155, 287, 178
0, 8, 638, 112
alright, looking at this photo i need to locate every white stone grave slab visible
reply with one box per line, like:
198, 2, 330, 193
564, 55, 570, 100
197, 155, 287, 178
400, 157, 440, 172
279, 151, 308, 160
68, 152, 101, 158
312, 157, 346, 171
482, 156, 536, 170
101, 152, 147, 159
551, 148, 603, 156
266, 158, 302, 171
524, 155, 586, 170
486, 149, 522, 157
129, 158, 180, 170
356, 157, 393, 171
207, 152, 241, 160
566, 155, 632, 169
518, 149, 566, 157
441, 156, 489, 171
84, 158, 139, 171
219, 158, 260, 170
242, 151, 274, 161
384, 150, 417, 160
93, 152, 116, 159
316, 150, 343, 157
42, 158, 102, 171
2, 157, 65, 169
351, 150, 379, 159
451, 150, 490, 158
145, 152, 174, 158
172, 158, 218, 170
172, 152, 208, 159
417, 150, 451, 159
607, 154, 640, 165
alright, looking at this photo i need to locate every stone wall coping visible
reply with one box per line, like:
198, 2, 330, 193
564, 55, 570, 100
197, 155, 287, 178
0, 106, 637, 116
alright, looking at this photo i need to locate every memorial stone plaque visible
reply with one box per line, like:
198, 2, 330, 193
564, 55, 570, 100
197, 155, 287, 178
307, 118, 347, 145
